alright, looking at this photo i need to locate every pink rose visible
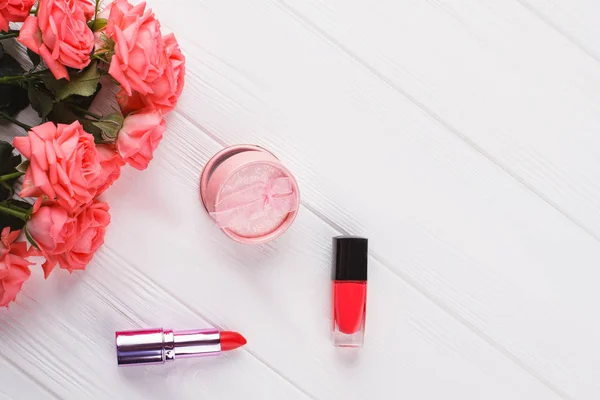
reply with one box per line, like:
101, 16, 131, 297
117, 33, 185, 113
96, 144, 125, 195
150, 33, 185, 112
105, 1, 185, 114
18, 0, 94, 80
0, 0, 36, 32
27, 204, 77, 277
13, 121, 102, 212
116, 89, 144, 115
0, 228, 34, 307
76, 0, 95, 20
105, 0, 166, 96
116, 109, 166, 170
59, 199, 110, 272
28, 200, 110, 277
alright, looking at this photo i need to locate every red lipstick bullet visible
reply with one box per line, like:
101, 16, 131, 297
220, 330, 247, 351
332, 236, 368, 347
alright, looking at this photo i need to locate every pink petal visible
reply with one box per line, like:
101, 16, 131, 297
18, 16, 42, 53
39, 44, 69, 81
109, 56, 132, 95
12, 136, 31, 158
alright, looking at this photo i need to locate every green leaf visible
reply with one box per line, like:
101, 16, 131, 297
0, 210, 26, 231
0, 52, 29, 116
44, 62, 100, 101
96, 33, 114, 52
0, 140, 15, 164
0, 181, 12, 199
68, 82, 102, 110
0, 84, 28, 116
47, 101, 105, 141
41, 75, 63, 94
0, 141, 21, 176
92, 112, 124, 140
27, 49, 41, 69
24, 225, 40, 250
47, 101, 79, 125
0, 52, 25, 77
0, 141, 22, 201
82, 118, 104, 142
0, 200, 31, 231
28, 84, 54, 118
8, 199, 33, 210
46, 104, 75, 124
15, 160, 29, 173
46, 101, 104, 140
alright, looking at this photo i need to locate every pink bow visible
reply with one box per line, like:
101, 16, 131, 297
210, 177, 298, 228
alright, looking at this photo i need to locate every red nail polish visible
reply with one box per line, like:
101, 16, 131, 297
332, 236, 368, 347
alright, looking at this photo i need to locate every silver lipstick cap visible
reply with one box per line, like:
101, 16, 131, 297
115, 327, 221, 366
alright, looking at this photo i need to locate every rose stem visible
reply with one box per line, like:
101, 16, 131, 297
0, 31, 19, 40
0, 112, 31, 131
68, 104, 102, 120
94, 0, 101, 20
0, 172, 24, 182
0, 205, 28, 221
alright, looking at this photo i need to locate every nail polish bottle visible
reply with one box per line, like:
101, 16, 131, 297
332, 236, 368, 347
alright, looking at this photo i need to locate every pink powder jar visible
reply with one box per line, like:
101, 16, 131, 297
200, 145, 300, 244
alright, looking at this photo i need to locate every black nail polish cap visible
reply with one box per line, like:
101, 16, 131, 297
332, 236, 368, 281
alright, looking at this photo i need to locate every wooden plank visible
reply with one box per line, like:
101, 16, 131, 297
0, 357, 56, 400
94, 114, 562, 399
516, 0, 600, 61
141, 0, 600, 398
0, 115, 561, 399
1, 0, 597, 398
270, 0, 600, 240
0, 254, 311, 400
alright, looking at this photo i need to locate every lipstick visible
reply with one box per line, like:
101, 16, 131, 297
332, 236, 368, 347
115, 327, 246, 366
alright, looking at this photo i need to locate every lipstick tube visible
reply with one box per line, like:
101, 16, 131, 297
332, 236, 368, 347
115, 328, 243, 366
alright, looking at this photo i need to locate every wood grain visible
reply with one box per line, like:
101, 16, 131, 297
516, 0, 600, 62
0, 355, 56, 400
0, 252, 311, 400
1, 0, 599, 399
149, 0, 600, 398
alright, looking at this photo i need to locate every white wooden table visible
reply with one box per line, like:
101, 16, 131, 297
2, 0, 600, 399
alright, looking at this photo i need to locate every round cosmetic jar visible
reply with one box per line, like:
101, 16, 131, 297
200, 145, 300, 244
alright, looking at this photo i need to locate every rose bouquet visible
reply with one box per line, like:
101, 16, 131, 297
0, 0, 184, 307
